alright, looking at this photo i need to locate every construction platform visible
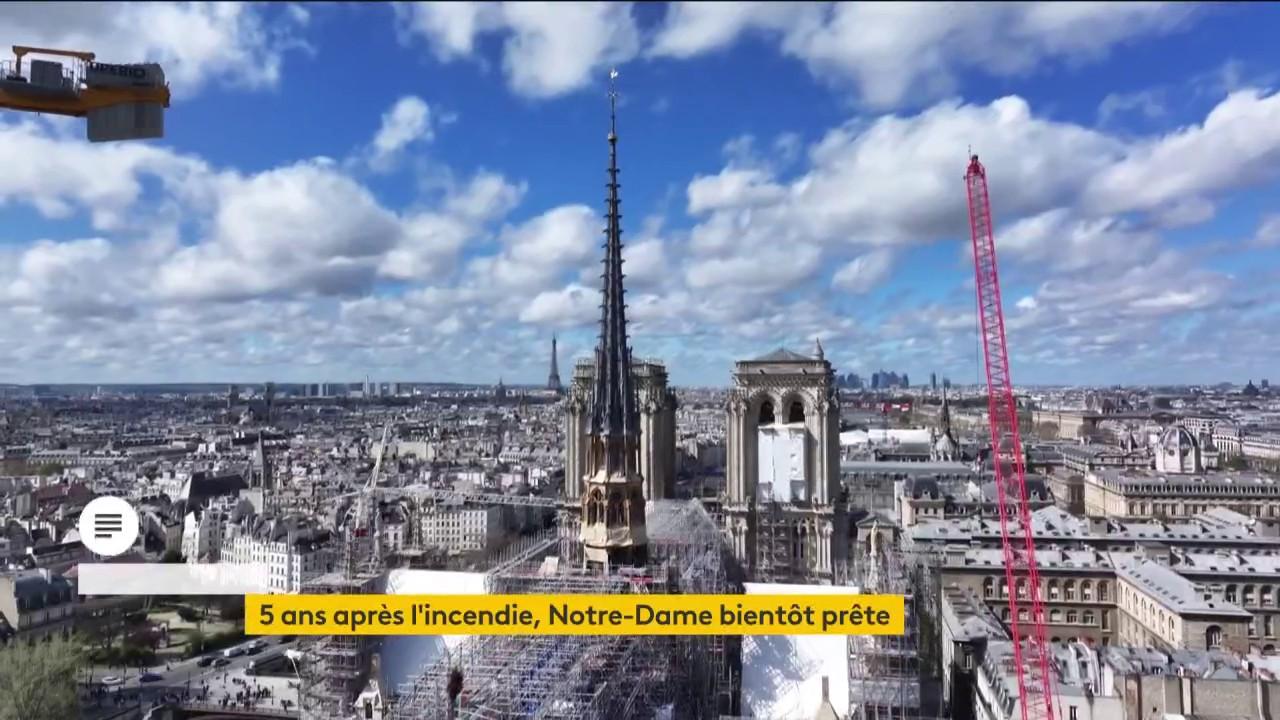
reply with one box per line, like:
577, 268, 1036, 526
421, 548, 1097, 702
388, 499, 742, 719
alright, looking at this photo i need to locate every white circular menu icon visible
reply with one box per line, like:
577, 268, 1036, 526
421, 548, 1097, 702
79, 496, 140, 558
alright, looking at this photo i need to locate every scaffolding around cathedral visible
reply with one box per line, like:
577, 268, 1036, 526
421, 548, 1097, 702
297, 561, 383, 718
298, 492, 386, 720
390, 500, 739, 720
846, 533, 923, 720
748, 496, 839, 585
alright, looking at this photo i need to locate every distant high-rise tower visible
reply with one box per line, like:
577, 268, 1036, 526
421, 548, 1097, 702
548, 334, 563, 394
263, 382, 275, 421
930, 372, 938, 391
578, 69, 648, 569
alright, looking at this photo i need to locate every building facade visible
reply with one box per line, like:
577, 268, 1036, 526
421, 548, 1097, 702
419, 505, 503, 554
723, 346, 845, 583
1083, 428, 1280, 520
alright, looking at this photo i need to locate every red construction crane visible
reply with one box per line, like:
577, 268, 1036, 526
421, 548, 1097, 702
965, 154, 1057, 720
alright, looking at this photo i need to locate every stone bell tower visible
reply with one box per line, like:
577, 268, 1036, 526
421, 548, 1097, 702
723, 343, 844, 583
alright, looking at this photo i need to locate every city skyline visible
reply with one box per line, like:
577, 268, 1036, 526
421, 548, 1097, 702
2, 4, 1279, 387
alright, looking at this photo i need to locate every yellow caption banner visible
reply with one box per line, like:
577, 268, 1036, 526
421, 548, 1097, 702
246, 594, 904, 636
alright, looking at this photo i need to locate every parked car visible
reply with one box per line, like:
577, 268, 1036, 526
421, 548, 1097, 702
196, 656, 215, 667
139, 673, 162, 683
213, 657, 230, 667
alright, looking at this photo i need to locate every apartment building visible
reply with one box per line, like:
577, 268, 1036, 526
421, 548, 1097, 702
419, 504, 503, 553
0, 569, 75, 645
940, 543, 1280, 653
220, 517, 333, 593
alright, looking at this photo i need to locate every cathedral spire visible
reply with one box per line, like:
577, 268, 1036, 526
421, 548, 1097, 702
589, 67, 638, 472
580, 68, 647, 570
940, 385, 952, 437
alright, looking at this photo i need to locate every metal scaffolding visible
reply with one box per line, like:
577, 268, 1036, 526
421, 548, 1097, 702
298, 569, 383, 719
847, 534, 922, 720
299, 486, 386, 719
389, 499, 740, 720
749, 498, 829, 584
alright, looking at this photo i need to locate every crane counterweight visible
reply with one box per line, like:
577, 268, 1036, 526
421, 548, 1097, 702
1, 45, 168, 142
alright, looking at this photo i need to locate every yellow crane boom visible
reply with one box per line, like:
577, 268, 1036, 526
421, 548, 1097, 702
1, 45, 169, 140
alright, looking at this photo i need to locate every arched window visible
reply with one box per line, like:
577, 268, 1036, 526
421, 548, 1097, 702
1206, 625, 1223, 648
1226, 584, 1238, 603
1065, 580, 1077, 601
1243, 585, 1256, 606
759, 401, 775, 425
1067, 610, 1078, 624
1048, 579, 1060, 601
607, 491, 623, 527
1083, 611, 1095, 625
1017, 579, 1029, 600
1050, 609, 1062, 623
1098, 581, 1109, 602
1082, 580, 1093, 602
983, 577, 996, 598
1263, 586, 1275, 606
788, 401, 806, 424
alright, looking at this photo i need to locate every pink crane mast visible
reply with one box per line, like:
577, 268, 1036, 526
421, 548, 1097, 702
965, 154, 1057, 720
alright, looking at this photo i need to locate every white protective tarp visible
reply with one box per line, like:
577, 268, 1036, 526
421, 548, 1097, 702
379, 569, 487, 692
740, 582, 853, 719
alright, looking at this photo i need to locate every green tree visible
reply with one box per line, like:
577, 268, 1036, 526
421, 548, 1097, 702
0, 635, 85, 720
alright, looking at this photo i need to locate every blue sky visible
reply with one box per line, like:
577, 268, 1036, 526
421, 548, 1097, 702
1, 2, 1278, 387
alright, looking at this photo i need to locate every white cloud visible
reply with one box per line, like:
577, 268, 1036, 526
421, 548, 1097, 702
1097, 88, 1167, 126
0, 119, 203, 230
519, 284, 596, 325
0, 2, 311, 96
1253, 214, 1280, 248
1084, 89, 1280, 218
687, 168, 787, 214
681, 94, 1123, 284
997, 209, 1159, 272
369, 96, 433, 172
650, 2, 1194, 108
155, 161, 402, 301
465, 205, 598, 300
394, 1, 640, 98
832, 249, 894, 293
381, 171, 527, 281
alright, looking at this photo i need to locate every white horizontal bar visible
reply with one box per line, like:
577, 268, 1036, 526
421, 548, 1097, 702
78, 563, 272, 595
